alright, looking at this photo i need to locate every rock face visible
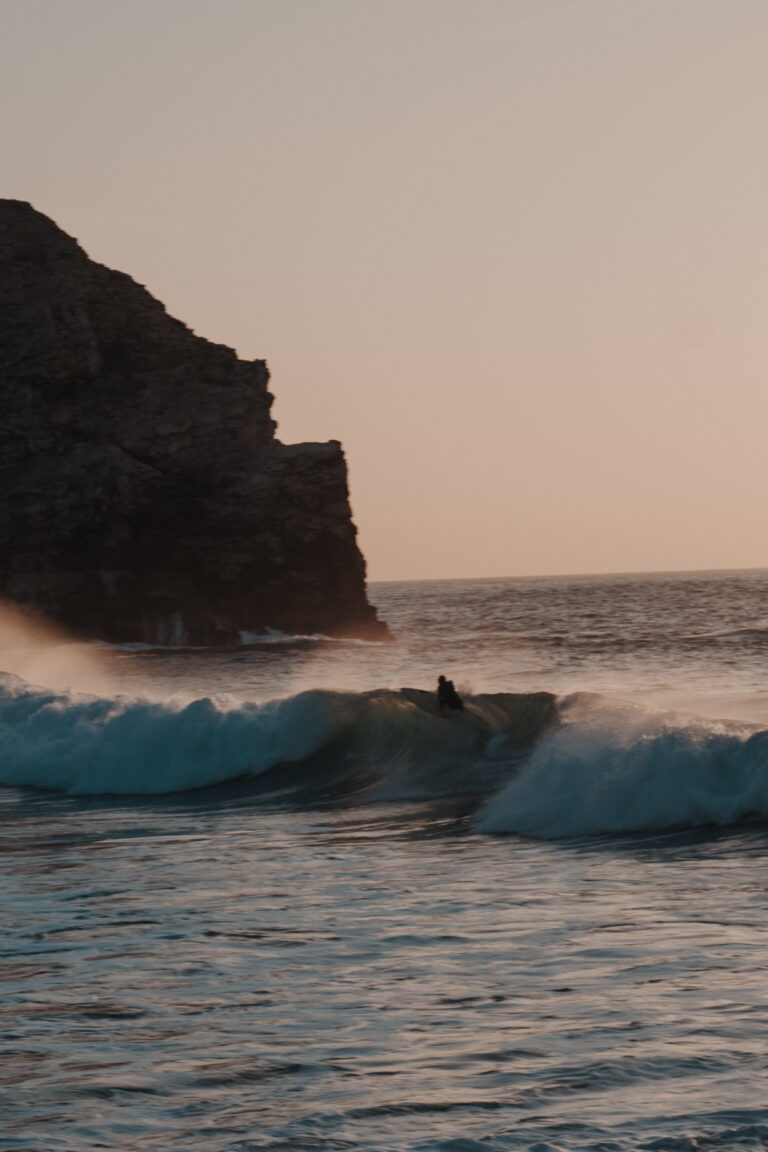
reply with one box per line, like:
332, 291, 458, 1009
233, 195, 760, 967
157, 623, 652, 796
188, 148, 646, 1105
0, 200, 388, 645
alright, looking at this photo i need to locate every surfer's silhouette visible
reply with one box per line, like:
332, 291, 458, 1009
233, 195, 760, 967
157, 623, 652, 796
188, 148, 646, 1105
437, 674, 464, 712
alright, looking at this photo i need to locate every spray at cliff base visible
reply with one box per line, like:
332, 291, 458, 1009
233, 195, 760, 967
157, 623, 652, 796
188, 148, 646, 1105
4, 571, 768, 1152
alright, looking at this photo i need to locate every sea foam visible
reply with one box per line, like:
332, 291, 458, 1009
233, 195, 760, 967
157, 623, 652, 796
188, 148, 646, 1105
475, 694, 768, 838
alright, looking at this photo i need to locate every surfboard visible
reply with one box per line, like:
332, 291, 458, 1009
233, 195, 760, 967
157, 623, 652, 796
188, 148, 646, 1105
401, 687, 559, 744
401, 687, 451, 718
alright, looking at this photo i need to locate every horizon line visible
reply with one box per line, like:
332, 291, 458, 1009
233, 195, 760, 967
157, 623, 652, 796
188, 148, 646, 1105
368, 563, 768, 586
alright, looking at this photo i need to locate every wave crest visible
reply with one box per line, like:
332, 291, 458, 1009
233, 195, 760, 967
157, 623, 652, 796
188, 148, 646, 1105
475, 694, 768, 838
0, 676, 554, 797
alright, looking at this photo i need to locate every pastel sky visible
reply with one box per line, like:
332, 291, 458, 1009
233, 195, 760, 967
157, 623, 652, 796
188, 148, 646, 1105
3, 0, 767, 580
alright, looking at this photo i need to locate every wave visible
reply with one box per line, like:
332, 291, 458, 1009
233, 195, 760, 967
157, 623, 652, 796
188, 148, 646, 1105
3, 675, 768, 840
0, 675, 554, 798
0, 674, 337, 794
475, 693, 768, 838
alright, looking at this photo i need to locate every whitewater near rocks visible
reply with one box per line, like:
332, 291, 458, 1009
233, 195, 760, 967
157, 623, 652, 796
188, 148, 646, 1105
3, 570, 768, 1151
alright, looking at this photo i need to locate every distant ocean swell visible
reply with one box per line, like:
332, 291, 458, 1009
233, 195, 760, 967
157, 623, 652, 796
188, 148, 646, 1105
1, 674, 767, 839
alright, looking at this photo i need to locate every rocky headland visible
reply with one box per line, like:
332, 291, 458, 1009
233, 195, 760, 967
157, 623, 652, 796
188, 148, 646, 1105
0, 200, 387, 645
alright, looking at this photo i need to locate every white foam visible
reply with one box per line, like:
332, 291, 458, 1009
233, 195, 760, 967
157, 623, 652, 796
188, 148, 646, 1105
476, 695, 768, 838
238, 628, 331, 645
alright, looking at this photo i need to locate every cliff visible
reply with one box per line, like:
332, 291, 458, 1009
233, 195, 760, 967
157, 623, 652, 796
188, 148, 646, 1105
0, 200, 387, 645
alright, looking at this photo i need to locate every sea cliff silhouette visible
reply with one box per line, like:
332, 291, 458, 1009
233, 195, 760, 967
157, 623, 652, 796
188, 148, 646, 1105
0, 200, 387, 645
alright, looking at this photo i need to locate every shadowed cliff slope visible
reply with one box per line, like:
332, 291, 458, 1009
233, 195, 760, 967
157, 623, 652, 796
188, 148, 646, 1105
0, 200, 387, 645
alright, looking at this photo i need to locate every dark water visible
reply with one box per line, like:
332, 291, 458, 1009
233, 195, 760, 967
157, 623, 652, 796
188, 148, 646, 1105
2, 570, 768, 1151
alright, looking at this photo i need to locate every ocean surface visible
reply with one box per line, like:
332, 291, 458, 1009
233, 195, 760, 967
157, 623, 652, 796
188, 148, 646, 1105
3, 569, 768, 1152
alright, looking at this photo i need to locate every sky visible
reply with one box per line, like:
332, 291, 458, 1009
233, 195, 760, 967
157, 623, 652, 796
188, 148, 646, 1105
2, 0, 767, 580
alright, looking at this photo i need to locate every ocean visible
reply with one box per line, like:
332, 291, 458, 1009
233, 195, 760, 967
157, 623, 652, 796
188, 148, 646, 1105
3, 569, 768, 1152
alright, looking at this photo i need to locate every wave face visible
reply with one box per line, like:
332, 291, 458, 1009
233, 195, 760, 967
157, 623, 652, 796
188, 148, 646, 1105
0, 675, 554, 797
476, 694, 768, 838
0, 674, 351, 795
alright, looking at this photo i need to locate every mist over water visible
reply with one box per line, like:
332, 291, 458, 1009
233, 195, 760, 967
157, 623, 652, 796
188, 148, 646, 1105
0, 599, 111, 695
3, 570, 768, 1151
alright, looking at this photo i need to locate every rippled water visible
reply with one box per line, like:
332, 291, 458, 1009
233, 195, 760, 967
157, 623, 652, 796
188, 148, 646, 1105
107, 568, 768, 722
3, 570, 768, 1151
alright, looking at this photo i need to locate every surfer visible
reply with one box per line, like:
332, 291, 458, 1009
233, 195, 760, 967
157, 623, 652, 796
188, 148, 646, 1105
437, 674, 464, 712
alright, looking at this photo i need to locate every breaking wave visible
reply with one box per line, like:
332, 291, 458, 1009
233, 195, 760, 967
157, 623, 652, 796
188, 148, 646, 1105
475, 694, 768, 838
0, 674, 553, 798
2, 674, 768, 838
